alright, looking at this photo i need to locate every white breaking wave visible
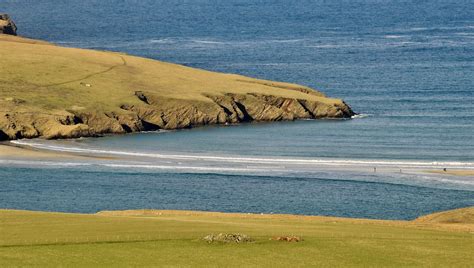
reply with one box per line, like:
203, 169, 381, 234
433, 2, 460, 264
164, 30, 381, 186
384, 35, 405, 39
191, 39, 225, 45
267, 39, 305, 43
351, 113, 371, 119
149, 38, 175, 44
10, 140, 474, 169
0, 159, 91, 167
102, 163, 265, 173
399, 26, 474, 32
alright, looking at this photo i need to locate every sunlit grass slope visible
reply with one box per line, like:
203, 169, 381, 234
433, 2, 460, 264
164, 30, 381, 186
1, 35, 329, 109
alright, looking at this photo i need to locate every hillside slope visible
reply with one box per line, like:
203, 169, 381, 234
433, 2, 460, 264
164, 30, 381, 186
0, 34, 354, 140
414, 206, 474, 225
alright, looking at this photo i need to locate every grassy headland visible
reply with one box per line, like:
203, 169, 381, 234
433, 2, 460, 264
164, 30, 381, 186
0, 208, 472, 267
0, 34, 354, 140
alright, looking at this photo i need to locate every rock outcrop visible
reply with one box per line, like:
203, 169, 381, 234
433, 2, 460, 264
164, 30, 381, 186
0, 92, 354, 140
0, 14, 17, 35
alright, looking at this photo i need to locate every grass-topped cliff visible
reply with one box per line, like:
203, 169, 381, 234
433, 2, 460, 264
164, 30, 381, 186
0, 33, 354, 140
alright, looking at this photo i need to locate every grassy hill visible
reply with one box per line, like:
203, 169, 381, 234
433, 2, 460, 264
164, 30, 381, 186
0, 34, 354, 140
0, 208, 472, 267
414, 206, 474, 225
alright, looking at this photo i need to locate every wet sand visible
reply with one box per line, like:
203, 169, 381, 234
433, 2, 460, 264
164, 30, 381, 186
426, 169, 474, 177
0, 143, 115, 160
0, 143, 76, 159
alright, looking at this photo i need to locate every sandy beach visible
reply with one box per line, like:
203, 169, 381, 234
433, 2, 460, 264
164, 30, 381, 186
0, 143, 115, 160
2, 142, 473, 178
0, 143, 73, 158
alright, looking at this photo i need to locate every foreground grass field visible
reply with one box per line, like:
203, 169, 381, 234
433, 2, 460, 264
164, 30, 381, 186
0, 208, 472, 267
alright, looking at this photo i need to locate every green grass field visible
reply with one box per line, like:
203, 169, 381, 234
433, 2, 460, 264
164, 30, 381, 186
0, 209, 472, 267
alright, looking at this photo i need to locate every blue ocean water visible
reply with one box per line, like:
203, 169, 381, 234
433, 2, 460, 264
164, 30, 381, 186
1, 165, 473, 220
1, 0, 473, 219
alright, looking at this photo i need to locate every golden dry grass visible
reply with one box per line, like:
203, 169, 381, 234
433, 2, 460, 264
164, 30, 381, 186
414, 206, 474, 225
0, 34, 342, 115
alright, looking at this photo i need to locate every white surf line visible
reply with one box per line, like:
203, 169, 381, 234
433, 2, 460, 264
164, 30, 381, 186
10, 140, 474, 169
351, 113, 371, 119
0, 159, 91, 167
102, 163, 268, 173
0, 159, 277, 173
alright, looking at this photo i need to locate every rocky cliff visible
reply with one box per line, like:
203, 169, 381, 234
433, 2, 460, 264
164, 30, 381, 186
0, 90, 354, 140
0, 33, 355, 140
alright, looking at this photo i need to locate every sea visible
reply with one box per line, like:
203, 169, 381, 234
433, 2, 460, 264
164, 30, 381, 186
0, 0, 473, 220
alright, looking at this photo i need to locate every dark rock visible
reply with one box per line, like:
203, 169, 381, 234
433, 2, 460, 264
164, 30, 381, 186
271, 236, 303, 242
0, 14, 17, 36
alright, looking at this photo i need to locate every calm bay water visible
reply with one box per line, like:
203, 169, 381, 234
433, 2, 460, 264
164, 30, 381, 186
1, 0, 473, 219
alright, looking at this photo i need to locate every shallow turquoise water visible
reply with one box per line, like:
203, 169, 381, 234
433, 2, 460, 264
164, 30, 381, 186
0, 0, 473, 219
1, 165, 473, 220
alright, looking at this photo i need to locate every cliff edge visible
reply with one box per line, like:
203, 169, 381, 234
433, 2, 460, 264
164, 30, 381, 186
0, 30, 355, 140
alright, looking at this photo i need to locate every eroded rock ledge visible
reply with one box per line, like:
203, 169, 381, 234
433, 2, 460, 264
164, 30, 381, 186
0, 92, 354, 140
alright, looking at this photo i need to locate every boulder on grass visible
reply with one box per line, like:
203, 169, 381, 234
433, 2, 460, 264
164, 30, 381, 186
203, 233, 254, 243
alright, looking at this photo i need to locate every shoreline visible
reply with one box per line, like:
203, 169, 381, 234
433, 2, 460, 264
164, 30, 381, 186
0, 143, 117, 160
2, 141, 473, 177
0, 143, 80, 159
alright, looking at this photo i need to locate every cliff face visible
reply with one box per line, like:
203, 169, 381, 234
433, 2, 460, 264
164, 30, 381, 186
0, 34, 355, 140
0, 14, 17, 35
0, 92, 354, 140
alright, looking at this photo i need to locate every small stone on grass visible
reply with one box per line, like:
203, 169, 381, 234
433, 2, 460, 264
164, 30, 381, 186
203, 233, 254, 244
271, 236, 303, 242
